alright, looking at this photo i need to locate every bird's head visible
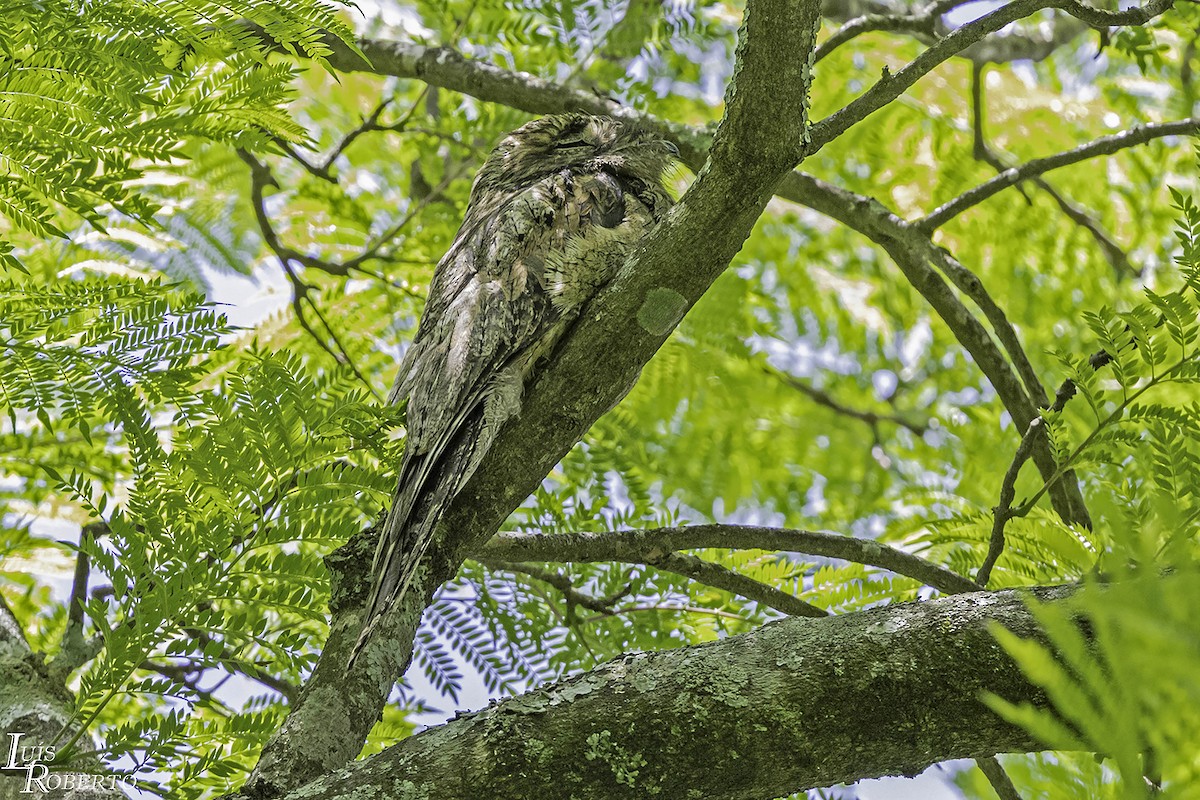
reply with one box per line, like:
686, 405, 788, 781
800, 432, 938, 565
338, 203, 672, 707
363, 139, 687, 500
471, 113, 680, 198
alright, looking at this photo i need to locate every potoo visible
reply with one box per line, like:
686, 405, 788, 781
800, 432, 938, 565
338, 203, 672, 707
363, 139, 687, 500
352, 114, 678, 661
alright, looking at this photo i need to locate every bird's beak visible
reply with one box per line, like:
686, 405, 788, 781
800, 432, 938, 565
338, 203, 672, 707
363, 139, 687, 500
660, 140, 681, 158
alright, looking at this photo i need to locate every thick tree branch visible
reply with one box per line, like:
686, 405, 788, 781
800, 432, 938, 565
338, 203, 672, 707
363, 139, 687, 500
256, 585, 1077, 800
482, 524, 982, 596
309, 35, 621, 118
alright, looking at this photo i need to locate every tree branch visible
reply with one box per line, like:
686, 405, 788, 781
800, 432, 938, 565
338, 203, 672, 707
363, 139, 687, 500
925, 247, 1049, 408
969, 63, 1134, 278
480, 524, 982, 596
244, 7, 1175, 791
776, 172, 1092, 528
47, 522, 104, 680
769, 366, 930, 435
247, 584, 1078, 800
920, 117, 1200, 230
484, 548, 828, 620
476, 559, 628, 615
644, 550, 829, 618
0, 597, 127, 799
269, 0, 1179, 534
806, 0, 1175, 155
815, 1, 949, 64
818, 0, 1098, 66
980, 756, 1027, 800
978, 418, 1043, 586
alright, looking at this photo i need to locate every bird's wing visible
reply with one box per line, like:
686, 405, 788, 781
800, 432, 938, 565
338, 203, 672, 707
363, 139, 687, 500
356, 167, 662, 657
358, 174, 569, 634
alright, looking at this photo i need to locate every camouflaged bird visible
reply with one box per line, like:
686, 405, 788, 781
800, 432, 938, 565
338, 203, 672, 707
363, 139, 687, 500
351, 114, 678, 662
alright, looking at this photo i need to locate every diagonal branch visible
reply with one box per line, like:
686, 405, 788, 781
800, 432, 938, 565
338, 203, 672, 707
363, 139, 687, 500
476, 559, 628, 615
47, 522, 103, 679
970, 63, 1135, 278
978, 418, 1044, 586
926, 247, 1049, 408
919, 117, 1200, 231
980, 756, 1028, 800
815, 0, 954, 63
777, 172, 1092, 528
642, 551, 829, 618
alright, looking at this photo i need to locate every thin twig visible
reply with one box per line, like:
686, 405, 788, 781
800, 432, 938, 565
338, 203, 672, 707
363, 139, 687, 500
979, 756, 1026, 800
65, 524, 93, 635
319, 95, 394, 176
977, 417, 1043, 586
239, 148, 382, 399
971, 62, 1034, 203
139, 661, 236, 713
969, 63, 1135, 277
478, 559, 627, 614
816, 0, 974, 63
341, 163, 472, 273
185, 629, 300, 702
580, 604, 747, 624
815, 4, 944, 64
768, 366, 929, 435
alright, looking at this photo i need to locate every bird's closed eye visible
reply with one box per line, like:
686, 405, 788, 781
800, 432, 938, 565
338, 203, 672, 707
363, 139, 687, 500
554, 138, 591, 150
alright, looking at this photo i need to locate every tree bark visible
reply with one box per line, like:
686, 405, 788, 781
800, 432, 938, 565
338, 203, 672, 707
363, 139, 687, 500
248, 586, 1064, 800
0, 598, 125, 800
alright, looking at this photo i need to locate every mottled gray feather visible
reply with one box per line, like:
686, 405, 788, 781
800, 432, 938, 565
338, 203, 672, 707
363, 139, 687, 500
350, 114, 676, 664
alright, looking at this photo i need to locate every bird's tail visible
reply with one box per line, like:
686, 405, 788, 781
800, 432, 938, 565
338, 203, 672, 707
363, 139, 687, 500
346, 410, 486, 668
347, 451, 436, 668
